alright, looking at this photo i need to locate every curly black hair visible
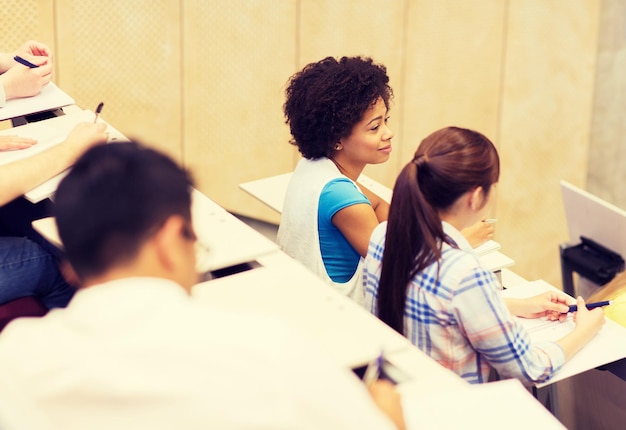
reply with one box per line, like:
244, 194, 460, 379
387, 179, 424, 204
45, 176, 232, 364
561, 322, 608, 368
283, 56, 393, 159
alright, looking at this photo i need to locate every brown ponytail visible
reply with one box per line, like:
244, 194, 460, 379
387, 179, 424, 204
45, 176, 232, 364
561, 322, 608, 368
377, 127, 500, 334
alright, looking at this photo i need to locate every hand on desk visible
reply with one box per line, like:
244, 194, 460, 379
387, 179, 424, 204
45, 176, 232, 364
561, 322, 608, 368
0, 135, 37, 151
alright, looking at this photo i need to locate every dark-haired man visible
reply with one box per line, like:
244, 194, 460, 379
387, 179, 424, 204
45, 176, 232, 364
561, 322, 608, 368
0, 141, 404, 429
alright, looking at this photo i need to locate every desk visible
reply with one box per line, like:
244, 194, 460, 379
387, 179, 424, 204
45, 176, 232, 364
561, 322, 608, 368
0, 108, 127, 203
502, 279, 626, 388
193, 251, 415, 368
240, 172, 515, 273
32, 189, 279, 275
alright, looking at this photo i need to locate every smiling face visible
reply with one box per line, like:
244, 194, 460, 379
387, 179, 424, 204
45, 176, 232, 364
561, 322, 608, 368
333, 97, 394, 177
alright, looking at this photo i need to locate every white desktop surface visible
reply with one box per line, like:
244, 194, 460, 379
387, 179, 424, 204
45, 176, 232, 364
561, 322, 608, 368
398, 378, 566, 430
239, 171, 392, 214
0, 82, 74, 121
191, 189, 279, 272
192, 250, 413, 368
32, 190, 279, 274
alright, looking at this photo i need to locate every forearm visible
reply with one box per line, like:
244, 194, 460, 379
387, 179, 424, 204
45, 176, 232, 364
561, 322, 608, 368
557, 326, 598, 362
503, 298, 524, 316
0, 142, 82, 205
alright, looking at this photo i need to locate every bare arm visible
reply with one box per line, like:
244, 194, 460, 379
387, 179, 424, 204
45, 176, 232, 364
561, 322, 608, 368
332, 203, 381, 258
357, 181, 389, 222
0, 122, 108, 205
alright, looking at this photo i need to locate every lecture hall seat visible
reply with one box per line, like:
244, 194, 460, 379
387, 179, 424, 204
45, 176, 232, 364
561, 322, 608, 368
0, 297, 47, 333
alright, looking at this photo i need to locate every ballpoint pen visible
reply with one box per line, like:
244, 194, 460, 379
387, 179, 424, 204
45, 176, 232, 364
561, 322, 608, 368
94, 102, 104, 123
568, 300, 612, 313
13, 55, 39, 68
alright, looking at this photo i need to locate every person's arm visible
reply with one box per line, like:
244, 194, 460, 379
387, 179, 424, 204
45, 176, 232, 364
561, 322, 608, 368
504, 290, 571, 321
555, 296, 606, 361
357, 182, 389, 222
0, 122, 108, 205
333, 202, 381, 258
452, 267, 564, 383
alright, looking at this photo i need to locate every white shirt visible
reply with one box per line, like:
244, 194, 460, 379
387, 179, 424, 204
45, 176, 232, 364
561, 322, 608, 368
278, 158, 366, 304
0, 277, 395, 430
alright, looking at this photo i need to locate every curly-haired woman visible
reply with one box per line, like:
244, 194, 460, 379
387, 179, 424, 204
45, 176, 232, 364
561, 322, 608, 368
277, 56, 394, 303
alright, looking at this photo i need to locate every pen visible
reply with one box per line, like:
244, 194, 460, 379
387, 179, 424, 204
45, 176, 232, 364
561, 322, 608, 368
13, 55, 39, 68
568, 300, 612, 313
94, 102, 104, 123
362, 351, 384, 386
483, 218, 498, 223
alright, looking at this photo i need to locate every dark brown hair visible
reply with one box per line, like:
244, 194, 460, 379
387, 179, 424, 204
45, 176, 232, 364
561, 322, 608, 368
377, 126, 500, 334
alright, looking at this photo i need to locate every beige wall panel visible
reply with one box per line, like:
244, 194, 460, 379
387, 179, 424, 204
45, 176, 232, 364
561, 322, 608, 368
401, 0, 505, 166
183, 0, 295, 223
0, 0, 55, 73
498, 0, 600, 286
587, 0, 626, 210
54, 0, 182, 160
299, 0, 406, 188
0, 0, 54, 131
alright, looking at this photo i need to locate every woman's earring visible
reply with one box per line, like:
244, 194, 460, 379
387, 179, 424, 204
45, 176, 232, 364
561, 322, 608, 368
334, 143, 342, 151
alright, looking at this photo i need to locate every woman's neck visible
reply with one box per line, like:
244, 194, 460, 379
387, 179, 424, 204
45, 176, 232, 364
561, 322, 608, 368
329, 155, 364, 181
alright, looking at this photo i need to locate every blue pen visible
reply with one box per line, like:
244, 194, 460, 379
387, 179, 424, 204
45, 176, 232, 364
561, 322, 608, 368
13, 55, 38, 68
363, 350, 384, 386
568, 300, 612, 313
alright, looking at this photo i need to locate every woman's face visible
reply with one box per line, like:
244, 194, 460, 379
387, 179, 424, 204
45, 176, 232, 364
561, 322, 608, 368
338, 97, 394, 166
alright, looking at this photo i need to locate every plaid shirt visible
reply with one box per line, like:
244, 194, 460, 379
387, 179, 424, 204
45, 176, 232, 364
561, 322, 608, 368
364, 221, 565, 384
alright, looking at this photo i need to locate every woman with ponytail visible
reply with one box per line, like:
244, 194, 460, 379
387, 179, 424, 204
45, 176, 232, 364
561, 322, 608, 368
363, 126, 605, 384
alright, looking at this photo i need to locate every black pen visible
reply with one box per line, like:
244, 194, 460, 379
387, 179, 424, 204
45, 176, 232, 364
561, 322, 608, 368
13, 55, 38, 68
94, 102, 104, 123
568, 300, 612, 313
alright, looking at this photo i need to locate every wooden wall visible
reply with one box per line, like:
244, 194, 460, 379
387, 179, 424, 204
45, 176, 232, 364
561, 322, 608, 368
0, 0, 607, 288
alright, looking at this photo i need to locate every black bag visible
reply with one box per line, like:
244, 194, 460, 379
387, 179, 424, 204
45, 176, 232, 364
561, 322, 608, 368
561, 236, 625, 285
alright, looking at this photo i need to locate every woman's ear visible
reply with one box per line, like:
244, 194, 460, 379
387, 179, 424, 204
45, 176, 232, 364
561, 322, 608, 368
469, 187, 485, 211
